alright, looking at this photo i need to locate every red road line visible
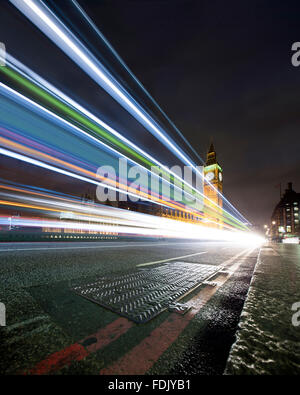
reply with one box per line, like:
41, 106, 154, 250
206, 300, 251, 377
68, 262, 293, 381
26, 343, 89, 375
99, 284, 219, 375
81, 317, 133, 353
25, 317, 133, 375
99, 249, 252, 375
24, 248, 252, 375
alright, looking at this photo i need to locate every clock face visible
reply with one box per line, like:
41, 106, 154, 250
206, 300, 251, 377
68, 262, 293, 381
219, 172, 223, 182
206, 171, 214, 182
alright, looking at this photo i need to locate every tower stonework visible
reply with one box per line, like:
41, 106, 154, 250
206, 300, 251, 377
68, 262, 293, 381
203, 143, 223, 228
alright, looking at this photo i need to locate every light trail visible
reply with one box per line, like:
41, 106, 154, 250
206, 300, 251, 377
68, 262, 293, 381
1, 65, 208, 212
1, 61, 247, 229
9, 0, 251, 226
0, 77, 245, 229
0, 182, 237, 232
0, 181, 263, 244
0, 143, 236, 230
70, 0, 204, 165
0, 73, 204, 215
0, 215, 263, 244
0, 182, 208, 233
0, 146, 177, 213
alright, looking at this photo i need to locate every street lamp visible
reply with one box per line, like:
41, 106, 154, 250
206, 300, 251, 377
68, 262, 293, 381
272, 221, 276, 225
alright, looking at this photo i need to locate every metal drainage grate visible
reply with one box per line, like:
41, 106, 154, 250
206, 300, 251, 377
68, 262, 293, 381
72, 262, 218, 323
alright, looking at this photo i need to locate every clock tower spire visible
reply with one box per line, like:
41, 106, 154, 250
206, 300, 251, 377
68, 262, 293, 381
206, 142, 217, 165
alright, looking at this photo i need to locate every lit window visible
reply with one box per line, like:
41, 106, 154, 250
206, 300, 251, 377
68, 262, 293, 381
287, 226, 291, 233
295, 207, 299, 211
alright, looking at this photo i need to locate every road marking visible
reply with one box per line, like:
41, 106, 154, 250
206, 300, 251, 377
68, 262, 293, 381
100, 248, 255, 375
24, 317, 133, 375
6, 324, 53, 346
20, 247, 256, 375
0, 241, 210, 253
24, 344, 89, 375
136, 251, 208, 267
4, 315, 48, 332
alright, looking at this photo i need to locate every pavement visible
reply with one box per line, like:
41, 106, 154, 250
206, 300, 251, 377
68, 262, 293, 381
0, 240, 260, 375
225, 243, 300, 375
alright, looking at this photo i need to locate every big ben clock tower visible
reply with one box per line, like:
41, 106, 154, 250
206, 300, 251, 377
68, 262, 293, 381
203, 143, 223, 227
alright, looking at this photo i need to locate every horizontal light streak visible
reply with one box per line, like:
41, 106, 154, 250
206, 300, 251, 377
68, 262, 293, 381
0, 185, 235, 232
0, 215, 263, 245
0, 145, 232, 230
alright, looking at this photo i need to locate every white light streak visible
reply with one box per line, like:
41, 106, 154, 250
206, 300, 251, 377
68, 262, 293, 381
9, 0, 250, 226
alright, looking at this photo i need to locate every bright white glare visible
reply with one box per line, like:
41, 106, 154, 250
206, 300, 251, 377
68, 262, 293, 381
0, 215, 252, 241
225, 231, 266, 246
0, 203, 265, 244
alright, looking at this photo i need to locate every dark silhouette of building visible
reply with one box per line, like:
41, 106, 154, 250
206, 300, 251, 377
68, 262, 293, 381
270, 182, 300, 241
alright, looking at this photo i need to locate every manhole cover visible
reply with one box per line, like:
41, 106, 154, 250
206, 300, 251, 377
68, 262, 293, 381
72, 262, 218, 323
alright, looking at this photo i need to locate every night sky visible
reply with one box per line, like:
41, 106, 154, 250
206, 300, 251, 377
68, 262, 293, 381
1, 0, 300, 227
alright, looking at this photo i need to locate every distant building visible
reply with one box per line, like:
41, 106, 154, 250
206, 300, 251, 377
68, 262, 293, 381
91, 143, 224, 227
270, 182, 300, 241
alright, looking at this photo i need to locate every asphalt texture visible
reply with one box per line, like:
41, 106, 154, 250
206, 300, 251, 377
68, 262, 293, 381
0, 240, 260, 375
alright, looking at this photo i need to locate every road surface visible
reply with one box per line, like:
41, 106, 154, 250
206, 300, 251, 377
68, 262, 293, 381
0, 240, 260, 375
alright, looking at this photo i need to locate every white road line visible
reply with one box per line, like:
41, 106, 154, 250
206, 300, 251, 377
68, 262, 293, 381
6, 324, 53, 346
4, 315, 48, 332
136, 251, 208, 267
0, 241, 212, 252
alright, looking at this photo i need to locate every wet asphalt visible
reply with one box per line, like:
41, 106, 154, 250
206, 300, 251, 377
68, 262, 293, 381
0, 240, 260, 375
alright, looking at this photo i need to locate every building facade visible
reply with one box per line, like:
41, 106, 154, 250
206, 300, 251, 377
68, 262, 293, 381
270, 182, 300, 241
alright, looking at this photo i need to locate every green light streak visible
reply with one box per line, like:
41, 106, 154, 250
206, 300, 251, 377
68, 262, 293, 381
0, 66, 248, 231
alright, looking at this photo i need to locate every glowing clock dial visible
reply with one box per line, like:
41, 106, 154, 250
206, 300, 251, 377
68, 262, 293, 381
206, 171, 214, 181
